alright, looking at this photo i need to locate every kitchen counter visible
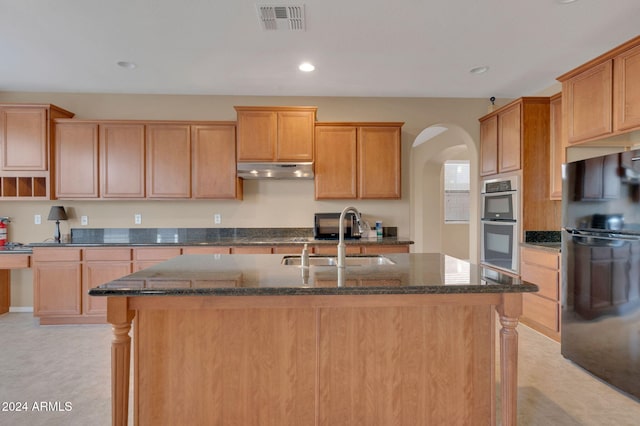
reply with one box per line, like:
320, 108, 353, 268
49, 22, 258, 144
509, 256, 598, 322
522, 230, 562, 252
90, 253, 536, 296
96, 253, 534, 426
520, 241, 561, 252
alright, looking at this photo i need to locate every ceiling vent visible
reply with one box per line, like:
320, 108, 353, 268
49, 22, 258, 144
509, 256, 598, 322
257, 4, 306, 31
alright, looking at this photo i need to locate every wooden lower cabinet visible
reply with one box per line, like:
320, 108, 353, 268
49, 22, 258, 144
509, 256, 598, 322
83, 248, 132, 316
133, 247, 182, 271
520, 246, 561, 341
32, 248, 83, 324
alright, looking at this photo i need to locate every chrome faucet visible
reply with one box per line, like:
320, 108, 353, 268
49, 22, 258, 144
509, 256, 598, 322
337, 206, 363, 268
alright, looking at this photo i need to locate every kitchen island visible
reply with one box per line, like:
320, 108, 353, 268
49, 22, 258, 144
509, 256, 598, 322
90, 253, 537, 426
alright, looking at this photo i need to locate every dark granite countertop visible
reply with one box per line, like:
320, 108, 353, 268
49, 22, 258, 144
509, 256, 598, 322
89, 253, 538, 297
520, 242, 561, 252
522, 230, 561, 252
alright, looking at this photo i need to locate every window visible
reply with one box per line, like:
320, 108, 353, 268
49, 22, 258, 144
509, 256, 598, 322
444, 161, 470, 223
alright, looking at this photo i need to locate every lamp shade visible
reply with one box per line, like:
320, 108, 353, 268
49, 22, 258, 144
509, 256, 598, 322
48, 206, 68, 221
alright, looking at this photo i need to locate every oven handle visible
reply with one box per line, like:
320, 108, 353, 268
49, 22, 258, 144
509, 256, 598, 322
481, 218, 517, 223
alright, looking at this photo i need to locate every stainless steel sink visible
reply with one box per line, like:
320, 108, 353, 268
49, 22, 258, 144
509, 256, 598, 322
281, 255, 395, 267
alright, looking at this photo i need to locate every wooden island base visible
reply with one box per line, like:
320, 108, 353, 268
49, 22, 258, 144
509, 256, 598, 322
107, 292, 522, 426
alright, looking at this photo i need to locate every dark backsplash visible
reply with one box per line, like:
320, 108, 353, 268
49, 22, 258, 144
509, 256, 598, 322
70, 227, 398, 244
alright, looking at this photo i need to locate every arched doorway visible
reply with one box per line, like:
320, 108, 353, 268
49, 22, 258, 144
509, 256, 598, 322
410, 124, 479, 262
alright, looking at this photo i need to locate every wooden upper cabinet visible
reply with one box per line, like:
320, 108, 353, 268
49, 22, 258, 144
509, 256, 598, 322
549, 94, 563, 200
236, 109, 277, 161
563, 60, 613, 144
146, 123, 191, 198
498, 102, 522, 173
358, 126, 401, 198
100, 123, 146, 198
558, 36, 640, 144
0, 104, 74, 172
315, 122, 402, 200
54, 121, 99, 198
315, 125, 358, 199
479, 100, 523, 177
614, 43, 640, 132
277, 110, 316, 160
191, 124, 241, 199
235, 106, 316, 162
479, 115, 498, 176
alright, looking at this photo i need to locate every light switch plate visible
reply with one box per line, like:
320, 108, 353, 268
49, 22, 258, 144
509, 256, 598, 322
34, 214, 41, 225
134, 214, 142, 225
81, 216, 88, 226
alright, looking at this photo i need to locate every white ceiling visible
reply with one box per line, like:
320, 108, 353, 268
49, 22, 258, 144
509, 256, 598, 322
1, 0, 638, 99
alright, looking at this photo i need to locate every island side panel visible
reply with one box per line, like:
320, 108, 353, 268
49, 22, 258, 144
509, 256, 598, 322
134, 307, 317, 426
318, 304, 494, 425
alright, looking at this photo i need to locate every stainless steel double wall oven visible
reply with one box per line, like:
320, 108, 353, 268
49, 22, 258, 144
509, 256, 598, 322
480, 175, 520, 274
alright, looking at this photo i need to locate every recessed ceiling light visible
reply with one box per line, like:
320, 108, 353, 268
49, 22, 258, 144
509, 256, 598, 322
469, 66, 489, 75
556, 0, 578, 4
117, 61, 137, 70
299, 62, 315, 72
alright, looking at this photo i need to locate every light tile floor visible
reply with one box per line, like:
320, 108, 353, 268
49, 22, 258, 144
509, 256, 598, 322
0, 312, 638, 425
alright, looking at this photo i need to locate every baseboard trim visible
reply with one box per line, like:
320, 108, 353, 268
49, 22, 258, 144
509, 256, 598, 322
9, 306, 34, 313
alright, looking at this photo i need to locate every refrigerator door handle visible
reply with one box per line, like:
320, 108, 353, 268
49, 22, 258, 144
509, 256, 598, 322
565, 228, 640, 241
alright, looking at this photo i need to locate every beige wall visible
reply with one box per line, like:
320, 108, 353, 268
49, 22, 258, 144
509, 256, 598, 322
0, 92, 492, 308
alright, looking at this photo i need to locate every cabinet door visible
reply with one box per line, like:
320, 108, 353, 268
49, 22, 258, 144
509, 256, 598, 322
55, 122, 99, 198
276, 110, 314, 161
358, 126, 401, 199
315, 126, 358, 199
549, 94, 564, 200
100, 123, 145, 198
192, 124, 238, 199
33, 262, 82, 316
479, 116, 498, 176
0, 106, 47, 171
146, 124, 191, 198
564, 60, 613, 144
83, 261, 131, 315
236, 110, 277, 161
614, 44, 640, 132
498, 102, 521, 173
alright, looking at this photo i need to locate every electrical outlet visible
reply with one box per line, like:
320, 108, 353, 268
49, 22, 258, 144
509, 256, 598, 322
214, 214, 221, 224
134, 214, 142, 225
81, 216, 88, 226
34, 214, 41, 225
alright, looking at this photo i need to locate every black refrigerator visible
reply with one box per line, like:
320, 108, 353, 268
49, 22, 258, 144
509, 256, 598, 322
562, 150, 640, 400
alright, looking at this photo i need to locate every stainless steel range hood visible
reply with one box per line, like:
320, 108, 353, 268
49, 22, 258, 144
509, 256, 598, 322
237, 162, 314, 179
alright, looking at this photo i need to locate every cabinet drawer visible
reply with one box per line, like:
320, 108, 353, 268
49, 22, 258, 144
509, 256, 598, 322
84, 248, 132, 261
133, 247, 181, 261
181, 246, 231, 255
32, 248, 82, 262
231, 246, 273, 254
522, 293, 559, 332
361, 244, 409, 254
521, 247, 559, 269
0, 254, 30, 268
520, 263, 559, 300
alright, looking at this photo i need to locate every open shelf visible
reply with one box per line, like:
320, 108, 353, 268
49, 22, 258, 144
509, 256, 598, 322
0, 176, 49, 199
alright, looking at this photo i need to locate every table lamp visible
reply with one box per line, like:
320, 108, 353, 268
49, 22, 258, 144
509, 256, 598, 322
47, 206, 67, 243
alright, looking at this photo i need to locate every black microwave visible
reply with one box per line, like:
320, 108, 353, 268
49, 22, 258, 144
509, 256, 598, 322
314, 213, 361, 240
